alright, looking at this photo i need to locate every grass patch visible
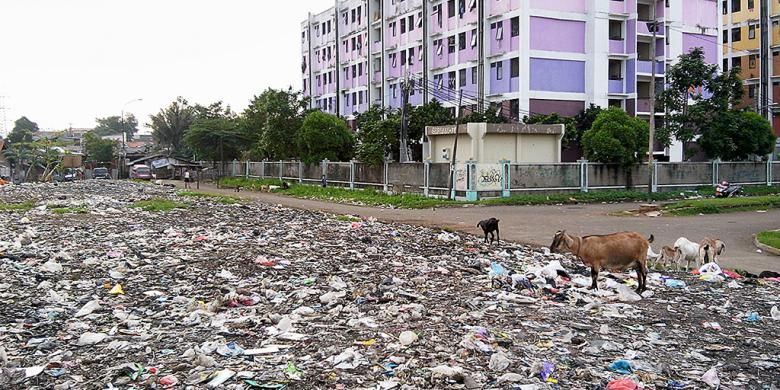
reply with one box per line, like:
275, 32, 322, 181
177, 190, 239, 204
756, 231, 780, 250
663, 195, 780, 216
482, 190, 687, 206
51, 207, 88, 214
283, 185, 463, 209
219, 177, 284, 190
131, 199, 189, 212
0, 201, 35, 212
335, 214, 361, 222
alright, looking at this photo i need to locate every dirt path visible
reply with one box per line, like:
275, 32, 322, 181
181, 181, 780, 273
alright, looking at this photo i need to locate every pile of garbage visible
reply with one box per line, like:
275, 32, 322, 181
1, 181, 779, 389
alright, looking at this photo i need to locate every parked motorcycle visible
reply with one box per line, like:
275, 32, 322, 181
715, 182, 743, 198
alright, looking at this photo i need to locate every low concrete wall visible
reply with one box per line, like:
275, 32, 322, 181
510, 164, 579, 189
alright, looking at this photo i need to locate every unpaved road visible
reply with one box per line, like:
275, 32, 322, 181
185, 182, 780, 273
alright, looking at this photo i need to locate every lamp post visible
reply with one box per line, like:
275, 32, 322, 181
120, 98, 143, 178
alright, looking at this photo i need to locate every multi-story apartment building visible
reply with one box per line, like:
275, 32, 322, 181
722, 0, 780, 147
301, 0, 720, 161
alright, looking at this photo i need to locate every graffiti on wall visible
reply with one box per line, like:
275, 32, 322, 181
476, 164, 503, 191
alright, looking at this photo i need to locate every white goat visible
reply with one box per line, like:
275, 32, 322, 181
673, 237, 701, 270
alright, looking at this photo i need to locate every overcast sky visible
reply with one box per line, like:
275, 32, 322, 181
0, 0, 333, 136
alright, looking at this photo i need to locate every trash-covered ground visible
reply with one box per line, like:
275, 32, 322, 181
1, 181, 778, 389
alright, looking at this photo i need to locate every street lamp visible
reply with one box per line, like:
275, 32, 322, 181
120, 98, 143, 178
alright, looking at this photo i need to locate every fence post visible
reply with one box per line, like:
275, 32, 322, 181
500, 159, 511, 198
579, 159, 589, 193
322, 159, 329, 185
279, 160, 283, 181
260, 160, 266, 178
652, 160, 658, 193
298, 161, 303, 184
232, 159, 237, 177
466, 160, 478, 201
349, 160, 356, 190
711, 159, 720, 186
245, 161, 250, 179
383, 159, 389, 193
423, 161, 430, 196
768, 160, 772, 186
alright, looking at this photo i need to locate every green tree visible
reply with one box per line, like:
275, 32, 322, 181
240, 88, 309, 160
355, 105, 400, 165
149, 97, 196, 155
194, 101, 234, 120
463, 105, 509, 124
185, 117, 245, 162
297, 111, 355, 164
13, 116, 39, 133
571, 104, 603, 147
7, 128, 34, 144
582, 107, 649, 166
659, 47, 743, 157
699, 110, 776, 161
93, 115, 139, 140
82, 132, 117, 162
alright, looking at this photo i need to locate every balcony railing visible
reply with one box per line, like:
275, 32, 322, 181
636, 98, 664, 113
608, 79, 624, 94
609, 39, 625, 54
637, 60, 664, 74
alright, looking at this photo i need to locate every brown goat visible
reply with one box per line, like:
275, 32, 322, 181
550, 230, 653, 293
698, 238, 725, 264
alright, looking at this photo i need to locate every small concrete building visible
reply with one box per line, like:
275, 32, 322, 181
424, 123, 565, 164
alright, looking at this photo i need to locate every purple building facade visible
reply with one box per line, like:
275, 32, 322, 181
301, 0, 720, 161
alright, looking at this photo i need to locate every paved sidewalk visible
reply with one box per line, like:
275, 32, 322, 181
179, 181, 780, 273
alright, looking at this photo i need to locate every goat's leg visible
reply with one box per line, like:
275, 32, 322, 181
496, 227, 500, 243
588, 266, 599, 290
635, 262, 646, 293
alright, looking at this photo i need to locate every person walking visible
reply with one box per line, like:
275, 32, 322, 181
184, 170, 191, 189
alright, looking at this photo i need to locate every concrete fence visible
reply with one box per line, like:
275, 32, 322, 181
210, 159, 780, 200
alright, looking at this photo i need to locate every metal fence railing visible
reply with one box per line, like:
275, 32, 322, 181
204, 159, 780, 200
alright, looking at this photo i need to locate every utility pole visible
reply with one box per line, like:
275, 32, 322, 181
647, 0, 657, 198
760, 0, 770, 121
399, 73, 411, 163
447, 90, 464, 200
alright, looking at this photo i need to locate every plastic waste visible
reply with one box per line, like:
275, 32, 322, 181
616, 283, 642, 302
488, 352, 510, 371
539, 361, 555, 383
701, 366, 720, 388
109, 284, 124, 295
207, 369, 236, 388
283, 362, 303, 380
159, 375, 179, 386
664, 279, 686, 288
607, 378, 642, 390
398, 331, 418, 346
76, 332, 107, 346
74, 300, 101, 317
217, 341, 245, 357
744, 312, 760, 322
608, 359, 633, 374
772, 306, 780, 321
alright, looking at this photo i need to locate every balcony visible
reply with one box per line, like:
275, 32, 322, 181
636, 98, 664, 113
637, 21, 664, 36
637, 60, 664, 74
609, 39, 625, 55
609, 0, 628, 15
608, 79, 624, 94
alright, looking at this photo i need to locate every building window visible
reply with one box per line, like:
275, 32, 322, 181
749, 24, 756, 39
401, 18, 406, 34
391, 53, 397, 68
731, 27, 741, 42
496, 61, 503, 80
722, 0, 727, 15
510, 100, 519, 121
435, 74, 443, 89
401, 50, 407, 66
732, 56, 741, 69
749, 54, 757, 68
748, 0, 755, 9
357, 6, 362, 24
496, 23, 504, 40
459, 68, 466, 86
749, 85, 756, 98
609, 59, 623, 80
391, 22, 396, 37
458, 0, 466, 17
448, 0, 456, 18
511, 17, 520, 37
723, 58, 728, 71
732, 0, 740, 12
358, 62, 363, 76
471, 66, 478, 84
434, 4, 443, 27
471, 29, 478, 47
436, 40, 444, 56
459, 32, 467, 50
409, 47, 415, 65
609, 20, 623, 40
392, 85, 397, 99
409, 15, 415, 31
511, 58, 519, 78
448, 35, 456, 53
448, 71, 456, 88
723, 29, 728, 44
